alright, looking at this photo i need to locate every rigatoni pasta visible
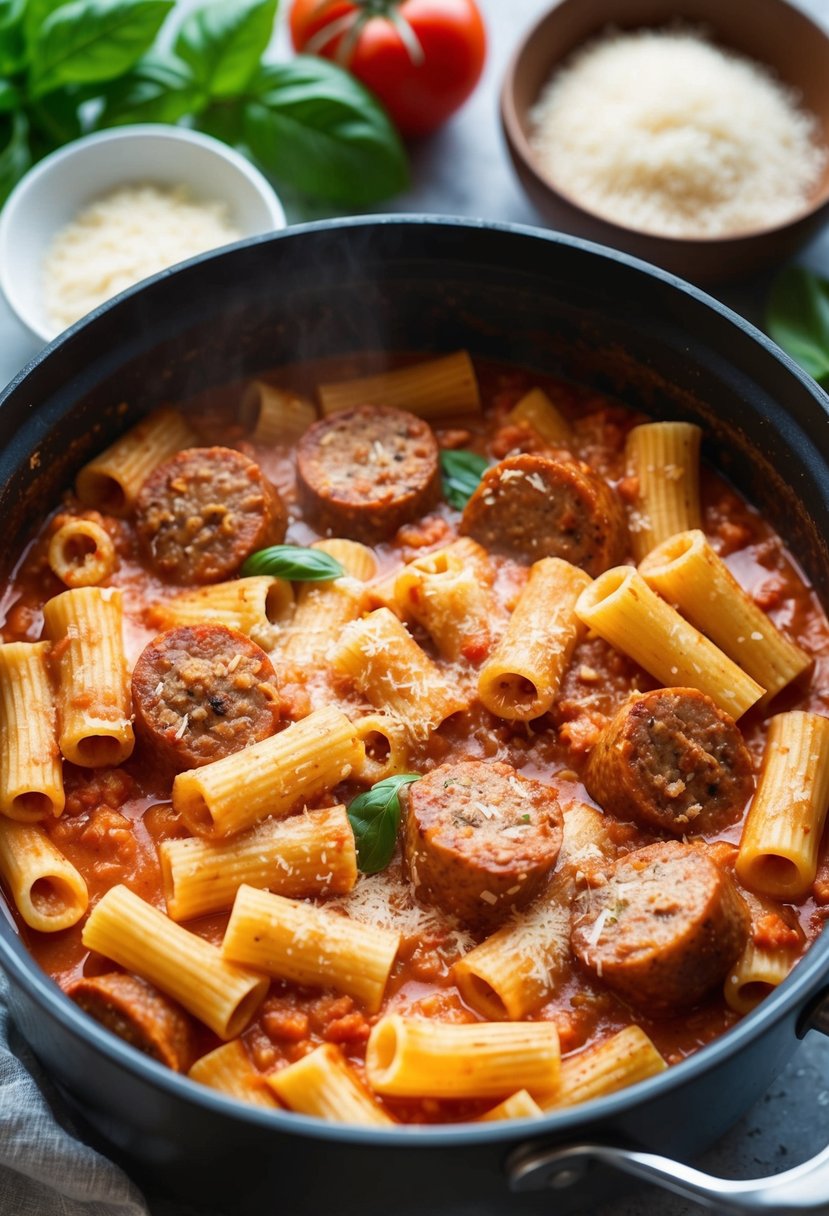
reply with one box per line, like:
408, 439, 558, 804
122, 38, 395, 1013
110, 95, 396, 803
318, 351, 480, 419
83, 885, 268, 1039
506, 387, 572, 446
724, 941, 799, 1014
625, 421, 702, 561
736, 711, 829, 899
241, 381, 317, 444
575, 566, 765, 717
221, 884, 400, 1013
75, 406, 195, 515
188, 1040, 280, 1108
639, 529, 813, 703
478, 558, 590, 720
48, 519, 117, 588
266, 1044, 393, 1125
42, 587, 134, 767
538, 1027, 667, 1110
0, 819, 87, 932
278, 539, 376, 666
160, 805, 357, 921
0, 642, 63, 821
148, 576, 293, 649
393, 547, 493, 661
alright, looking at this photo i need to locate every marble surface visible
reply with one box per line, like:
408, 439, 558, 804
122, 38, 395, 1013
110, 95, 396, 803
3, 1, 829, 1214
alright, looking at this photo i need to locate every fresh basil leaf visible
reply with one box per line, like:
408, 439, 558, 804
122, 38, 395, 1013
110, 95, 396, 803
0, 78, 19, 111
0, 0, 25, 75
27, 86, 83, 144
767, 266, 829, 386
241, 57, 409, 205
440, 448, 488, 509
30, 0, 173, 96
240, 545, 346, 581
97, 52, 203, 126
196, 97, 244, 145
174, 0, 276, 99
0, 109, 30, 204
347, 774, 421, 874
24, 0, 69, 55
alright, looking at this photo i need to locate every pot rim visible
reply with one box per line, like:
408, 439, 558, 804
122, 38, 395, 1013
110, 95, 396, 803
1, 213, 828, 1148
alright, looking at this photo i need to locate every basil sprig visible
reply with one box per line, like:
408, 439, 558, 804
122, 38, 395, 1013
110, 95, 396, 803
767, 267, 829, 387
347, 773, 421, 875
440, 449, 488, 510
0, 0, 408, 206
241, 544, 345, 581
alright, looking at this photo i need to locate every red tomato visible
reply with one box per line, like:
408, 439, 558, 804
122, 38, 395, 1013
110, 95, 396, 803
289, 0, 487, 139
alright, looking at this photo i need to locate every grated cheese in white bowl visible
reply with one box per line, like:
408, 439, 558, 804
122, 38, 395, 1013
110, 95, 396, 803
529, 28, 828, 240
42, 183, 243, 331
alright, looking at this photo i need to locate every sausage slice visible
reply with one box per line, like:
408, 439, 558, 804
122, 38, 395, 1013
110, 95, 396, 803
296, 405, 441, 542
66, 972, 196, 1071
403, 760, 563, 930
135, 446, 287, 583
460, 453, 627, 573
570, 841, 749, 1014
132, 624, 280, 770
585, 688, 754, 834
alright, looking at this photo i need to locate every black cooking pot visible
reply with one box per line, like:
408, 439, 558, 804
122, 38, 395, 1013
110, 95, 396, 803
1, 217, 829, 1216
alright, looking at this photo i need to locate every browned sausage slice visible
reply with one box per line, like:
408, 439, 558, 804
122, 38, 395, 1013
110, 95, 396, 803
570, 841, 749, 1014
296, 405, 441, 543
585, 688, 754, 834
135, 446, 287, 583
403, 759, 563, 930
66, 972, 197, 1071
132, 624, 280, 770
460, 453, 627, 573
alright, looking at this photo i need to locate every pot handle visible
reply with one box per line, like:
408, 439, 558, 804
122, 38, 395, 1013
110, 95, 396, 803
507, 990, 829, 1214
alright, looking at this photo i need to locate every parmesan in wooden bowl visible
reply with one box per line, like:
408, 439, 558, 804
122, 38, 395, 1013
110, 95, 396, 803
500, 0, 829, 283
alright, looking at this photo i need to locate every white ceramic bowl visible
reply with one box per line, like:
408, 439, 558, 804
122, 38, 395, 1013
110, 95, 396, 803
0, 124, 286, 342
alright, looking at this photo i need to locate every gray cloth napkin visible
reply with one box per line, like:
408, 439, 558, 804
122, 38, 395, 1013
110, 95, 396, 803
0, 969, 150, 1216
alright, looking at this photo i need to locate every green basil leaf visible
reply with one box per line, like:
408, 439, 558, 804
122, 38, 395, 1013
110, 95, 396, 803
767, 266, 829, 386
0, 0, 26, 75
241, 57, 409, 205
347, 774, 421, 874
27, 86, 83, 144
240, 545, 346, 581
30, 0, 173, 96
97, 52, 204, 126
0, 78, 19, 110
174, 0, 276, 99
196, 97, 245, 145
25, 0, 69, 55
440, 448, 488, 509
0, 109, 30, 204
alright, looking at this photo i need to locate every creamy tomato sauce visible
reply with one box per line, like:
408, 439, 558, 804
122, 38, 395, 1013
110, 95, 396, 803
2, 357, 829, 1123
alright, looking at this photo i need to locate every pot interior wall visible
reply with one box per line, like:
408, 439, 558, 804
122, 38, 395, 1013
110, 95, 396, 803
1, 222, 827, 598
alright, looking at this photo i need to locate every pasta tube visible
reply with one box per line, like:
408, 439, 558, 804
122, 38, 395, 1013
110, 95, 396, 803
148, 576, 293, 649
0, 819, 87, 932
83, 885, 268, 1039
478, 558, 590, 720
477, 1090, 542, 1121
188, 1041, 279, 1108
332, 608, 467, 740
266, 1044, 393, 1125
538, 1027, 667, 1110
365, 1015, 560, 1099
724, 940, 799, 1015
507, 388, 572, 446
43, 587, 134, 766
392, 548, 493, 662
352, 714, 411, 784
639, 529, 813, 703
48, 519, 117, 588
221, 884, 400, 1013
625, 421, 702, 561
279, 539, 376, 666
76, 406, 195, 516
241, 381, 317, 445
0, 642, 63, 821
575, 567, 764, 718
736, 711, 829, 899
318, 351, 480, 420
172, 705, 364, 838
160, 805, 357, 921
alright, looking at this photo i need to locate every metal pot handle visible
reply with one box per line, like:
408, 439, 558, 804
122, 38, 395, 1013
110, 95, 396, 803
507, 993, 829, 1214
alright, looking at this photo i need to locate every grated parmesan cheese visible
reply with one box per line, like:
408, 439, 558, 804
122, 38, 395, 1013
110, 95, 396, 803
42, 183, 243, 330
529, 29, 828, 239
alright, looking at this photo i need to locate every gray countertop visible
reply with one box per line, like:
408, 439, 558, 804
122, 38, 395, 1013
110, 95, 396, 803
3, 2, 829, 1213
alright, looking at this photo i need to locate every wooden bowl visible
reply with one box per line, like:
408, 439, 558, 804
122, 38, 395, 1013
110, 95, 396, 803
500, 0, 829, 284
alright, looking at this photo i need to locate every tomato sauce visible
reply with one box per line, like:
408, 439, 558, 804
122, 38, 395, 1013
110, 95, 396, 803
2, 356, 829, 1123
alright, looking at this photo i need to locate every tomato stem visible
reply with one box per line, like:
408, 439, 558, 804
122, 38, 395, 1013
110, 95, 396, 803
303, 0, 425, 69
